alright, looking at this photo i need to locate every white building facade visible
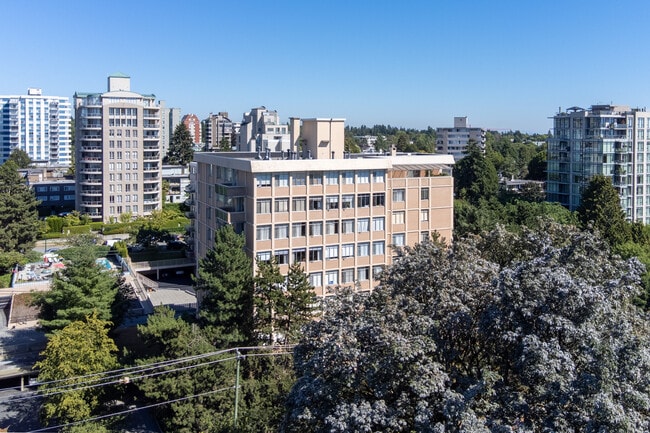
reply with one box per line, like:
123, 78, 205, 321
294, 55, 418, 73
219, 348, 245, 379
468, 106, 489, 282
436, 116, 486, 160
237, 106, 291, 152
0, 88, 72, 165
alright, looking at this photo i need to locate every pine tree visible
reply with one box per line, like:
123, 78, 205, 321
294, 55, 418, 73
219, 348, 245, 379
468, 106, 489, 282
195, 224, 254, 347
577, 174, 631, 246
32, 249, 121, 332
282, 263, 316, 343
0, 160, 40, 253
254, 258, 286, 344
453, 141, 499, 203
166, 123, 194, 166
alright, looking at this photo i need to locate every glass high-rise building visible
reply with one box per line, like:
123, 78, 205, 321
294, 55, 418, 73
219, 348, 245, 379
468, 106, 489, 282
0, 88, 72, 165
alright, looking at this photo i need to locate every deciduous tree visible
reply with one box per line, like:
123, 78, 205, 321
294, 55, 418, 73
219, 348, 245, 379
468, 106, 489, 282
282, 224, 650, 432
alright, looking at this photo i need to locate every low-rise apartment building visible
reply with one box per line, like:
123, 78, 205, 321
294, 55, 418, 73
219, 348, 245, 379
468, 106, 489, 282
192, 117, 454, 295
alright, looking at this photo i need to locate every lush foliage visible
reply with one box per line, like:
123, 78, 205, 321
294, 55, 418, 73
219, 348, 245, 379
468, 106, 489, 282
283, 223, 650, 432
194, 224, 254, 347
6, 148, 32, 168
35, 314, 118, 426
0, 160, 40, 254
577, 174, 631, 246
32, 248, 123, 332
454, 141, 499, 203
166, 123, 194, 166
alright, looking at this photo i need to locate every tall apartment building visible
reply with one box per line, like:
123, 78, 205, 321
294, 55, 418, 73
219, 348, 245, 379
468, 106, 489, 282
547, 105, 650, 222
0, 88, 72, 165
237, 106, 290, 152
192, 117, 455, 295
204, 112, 234, 150
74, 74, 162, 222
182, 113, 201, 145
159, 101, 181, 157
436, 116, 486, 160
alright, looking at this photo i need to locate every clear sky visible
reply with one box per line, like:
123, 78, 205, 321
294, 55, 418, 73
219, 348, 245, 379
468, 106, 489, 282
3, 0, 650, 133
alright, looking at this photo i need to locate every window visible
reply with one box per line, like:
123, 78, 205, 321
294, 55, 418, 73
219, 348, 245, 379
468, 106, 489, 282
343, 171, 354, 184
373, 217, 385, 231
309, 272, 322, 287
293, 248, 306, 263
274, 250, 289, 265
326, 245, 339, 260
256, 199, 271, 214
358, 242, 370, 257
421, 187, 430, 200
357, 218, 370, 232
275, 198, 289, 212
357, 171, 369, 183
309, 197, 323, 210
373, 241, 385, 255
292, 197, 306, 211
342, 219, 355, 234
341, 194, 354, 209
393, 189, 405, 202
341, 268, 355, 284
373, 265, 384, 278
326, 195, 339, 210
393, 211, 405, 225
309, 247, 322, 262
325, 220, 339, 235
421, 209, 429, 221
293, 172, 306, 186
373, 170, 385, 183
309, 221, 323, 236
357, 193, 370, 207
372, 193, 385, 206
257, 251, 271, 263
256, 225, 271, 240
292, 222, 306, 238
256, 174, 271, 187
309, 172, 323, 185
326, 270, 338, 285
357, 267, 370, 281
326, 171, 339, 185
421, 232, 430, 243
275, 173, 289, 187
275, 224, 289, 239
341, 244, 354, 258
392, 233, 405, 246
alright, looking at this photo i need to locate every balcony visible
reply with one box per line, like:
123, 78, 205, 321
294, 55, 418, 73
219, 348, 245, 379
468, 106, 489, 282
143, 164, 159, 172
81, 144, 102, 151
143, 176, 160, 183
79, 167, 102, 175
80, 189, 102, 195
80, 156, 102, 163
143, 186, 159, 193
82, 134, 102, 140
81, 201, 102, 207
143, 121, 160, 129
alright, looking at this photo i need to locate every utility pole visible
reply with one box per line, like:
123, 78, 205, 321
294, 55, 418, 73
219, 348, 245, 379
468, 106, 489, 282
234, 349, 244, 428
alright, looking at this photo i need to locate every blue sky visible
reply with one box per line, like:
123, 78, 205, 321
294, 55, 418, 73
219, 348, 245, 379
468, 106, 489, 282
3, 0, 649, 133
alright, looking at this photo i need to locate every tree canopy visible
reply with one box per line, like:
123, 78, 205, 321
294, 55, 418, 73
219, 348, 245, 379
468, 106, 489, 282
0, 160, 40, 254
453, 141, 499, 203
166, 123, 194, 166
577, 174, 631, 246
282, 223, 650, 432
6, 148, 32, 168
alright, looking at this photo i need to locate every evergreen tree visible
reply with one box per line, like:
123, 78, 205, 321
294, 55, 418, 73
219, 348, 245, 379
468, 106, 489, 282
283, 263, 317, 343
0, 160, 40, 253
166, 123, 194, 166
35, 313, 118, 426
6, 148, 32, 168
453, 141, 498, 203
32, 249, 121, 332
577, 174, 631, 246
254, 258, 286, 345
195, 224, 254, 347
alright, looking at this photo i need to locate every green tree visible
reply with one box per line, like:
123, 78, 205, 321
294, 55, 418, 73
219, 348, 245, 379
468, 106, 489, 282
527, 149, 547, 180
219, 136, 232, 151
135, 306, 232, 433
254, 259, 286, 345
577, 174, 631, 246
344, 135, 361, 153
166, 123, 194, 166
283, 224, 650, 432
195, 224, 254, 347
0, 160, 40, 253
32, 249, 122, 332
282, 263, 316, 343
453, 141, 498, 203
6, 148, 32, 168
35, 313, 118, 426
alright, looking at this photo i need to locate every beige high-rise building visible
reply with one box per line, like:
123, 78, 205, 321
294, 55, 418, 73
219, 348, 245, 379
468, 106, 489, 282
191, 117, 455, 295
74, 74, 162, 222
